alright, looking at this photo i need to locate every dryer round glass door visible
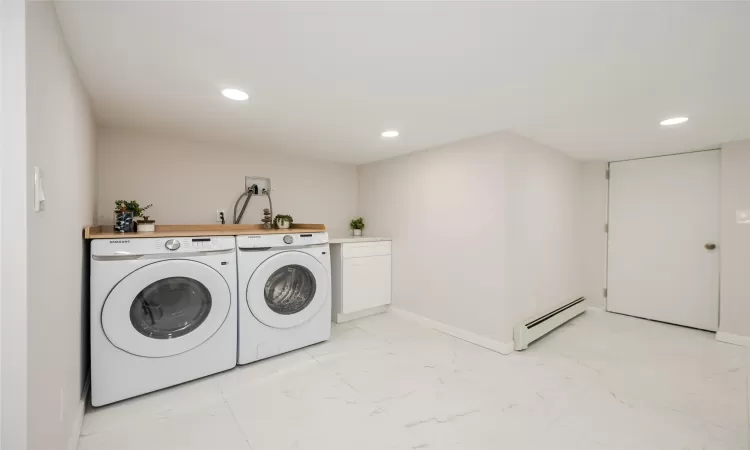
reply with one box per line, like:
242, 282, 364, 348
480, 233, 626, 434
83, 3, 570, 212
102, 260, 231, 358
247, 251, 329, 329
264, 265, 317, 315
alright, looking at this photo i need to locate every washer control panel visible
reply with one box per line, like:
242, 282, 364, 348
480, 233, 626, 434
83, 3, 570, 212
189, 237, 217, 250
154, 237, 232, 253
91, 236, 236, 256
283, 235, 294, 244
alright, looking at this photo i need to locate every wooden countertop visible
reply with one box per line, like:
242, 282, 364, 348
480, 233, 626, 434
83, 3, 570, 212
84, 224, 326, 239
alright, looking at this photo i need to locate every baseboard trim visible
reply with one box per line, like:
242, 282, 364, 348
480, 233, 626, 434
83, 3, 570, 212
335, 305, 389, 323
716, 332, 750, 347
390, 307, 515, 355
67, 373, 90, 450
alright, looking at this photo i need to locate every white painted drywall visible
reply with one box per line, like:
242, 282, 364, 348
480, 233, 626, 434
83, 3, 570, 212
719, 140, 750, 338
357, 131, 582, 343
26, 3, 97, 449
1, 0, 29, 447
96, 128, 358, 237
579, 161, 608, 308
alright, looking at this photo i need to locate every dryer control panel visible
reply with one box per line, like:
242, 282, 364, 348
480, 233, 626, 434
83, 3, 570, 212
236, 232, 328, 249
92, 236, 236, 256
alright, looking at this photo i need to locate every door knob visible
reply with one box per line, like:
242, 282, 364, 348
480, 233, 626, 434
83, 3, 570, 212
705, 243, 717, 250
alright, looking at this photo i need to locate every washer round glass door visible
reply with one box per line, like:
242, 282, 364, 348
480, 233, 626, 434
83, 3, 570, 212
102, 260, 231, 357
247, 251, 329, 329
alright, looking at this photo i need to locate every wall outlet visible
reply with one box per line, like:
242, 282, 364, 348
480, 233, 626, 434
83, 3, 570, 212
245, 176, 271, 195
216, 209, 226, 223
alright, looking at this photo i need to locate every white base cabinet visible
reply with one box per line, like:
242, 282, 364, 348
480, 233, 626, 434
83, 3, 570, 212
330, 239, 392, 323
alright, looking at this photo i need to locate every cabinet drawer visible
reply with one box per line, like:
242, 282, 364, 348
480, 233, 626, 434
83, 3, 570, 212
342, 241, 391, 259
342, 255, 391, 314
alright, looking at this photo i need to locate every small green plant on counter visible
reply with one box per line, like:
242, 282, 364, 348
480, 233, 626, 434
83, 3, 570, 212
349, 217, 365, 230
115, 200, 153, 218
274, 214, 293, 227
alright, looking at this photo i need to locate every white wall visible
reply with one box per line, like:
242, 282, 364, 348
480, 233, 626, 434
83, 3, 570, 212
26, 3, 97, 449
1, 0, 29, 447
358, 131, 583, 343
719, 140, 750, 338
579, 161, 608, 308
96, 128, 358, 237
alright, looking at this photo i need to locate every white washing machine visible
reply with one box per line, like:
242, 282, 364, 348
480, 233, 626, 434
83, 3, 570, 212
90, 236, 237, 406
237, 232, 331, 364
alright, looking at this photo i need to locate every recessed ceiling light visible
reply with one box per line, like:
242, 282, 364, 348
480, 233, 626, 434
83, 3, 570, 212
660, 117, 688, 126
381, 130, 399, 138
221, 88, 249, 101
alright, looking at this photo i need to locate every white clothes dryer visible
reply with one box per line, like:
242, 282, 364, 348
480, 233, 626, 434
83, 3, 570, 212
90, 236, 237, 406
236, 232, 331, 364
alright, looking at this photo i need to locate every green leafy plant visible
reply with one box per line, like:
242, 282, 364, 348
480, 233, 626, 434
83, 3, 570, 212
349, 217, 365, 230
274, 214, 293, 226
115, 200, 153, 218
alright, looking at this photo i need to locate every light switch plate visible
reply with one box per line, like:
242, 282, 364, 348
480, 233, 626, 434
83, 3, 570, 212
34, 166, 46, 212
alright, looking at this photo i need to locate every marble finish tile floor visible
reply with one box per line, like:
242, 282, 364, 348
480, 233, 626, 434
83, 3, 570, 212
79, 309, 748, 450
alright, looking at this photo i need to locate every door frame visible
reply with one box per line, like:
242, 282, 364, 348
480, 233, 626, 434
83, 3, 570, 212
604, 148, 721, 320
1, 0, 29, 447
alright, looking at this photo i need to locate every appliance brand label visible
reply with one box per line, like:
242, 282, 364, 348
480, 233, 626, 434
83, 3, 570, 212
109, 240, 130, 244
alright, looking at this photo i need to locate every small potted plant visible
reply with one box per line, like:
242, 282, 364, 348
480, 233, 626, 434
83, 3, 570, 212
274, 214, 293, 229
350, 217, 365, 237
114, 200, 153, 233
137, 215, 156, 233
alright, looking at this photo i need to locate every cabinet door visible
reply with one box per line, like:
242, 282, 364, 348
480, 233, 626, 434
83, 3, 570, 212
342, 255, 391, 314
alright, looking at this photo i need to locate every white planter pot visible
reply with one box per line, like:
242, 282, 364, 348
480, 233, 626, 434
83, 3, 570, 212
136, 221, 156, 233
352, 229, 362, 236
276, 219, 291, 229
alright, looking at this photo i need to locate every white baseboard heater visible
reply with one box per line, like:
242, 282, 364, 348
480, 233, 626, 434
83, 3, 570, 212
514, 297, 586, 351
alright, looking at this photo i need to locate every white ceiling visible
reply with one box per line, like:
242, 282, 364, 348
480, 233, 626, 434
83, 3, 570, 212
54, 1, 750, 164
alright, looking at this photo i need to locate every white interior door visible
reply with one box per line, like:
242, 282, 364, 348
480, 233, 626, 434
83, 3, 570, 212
607, 150, 720, 331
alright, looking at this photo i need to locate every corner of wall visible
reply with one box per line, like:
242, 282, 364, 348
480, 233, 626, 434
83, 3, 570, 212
357, 131, 586, 344
66, 374, 90, 450
25, 3, 98, 449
